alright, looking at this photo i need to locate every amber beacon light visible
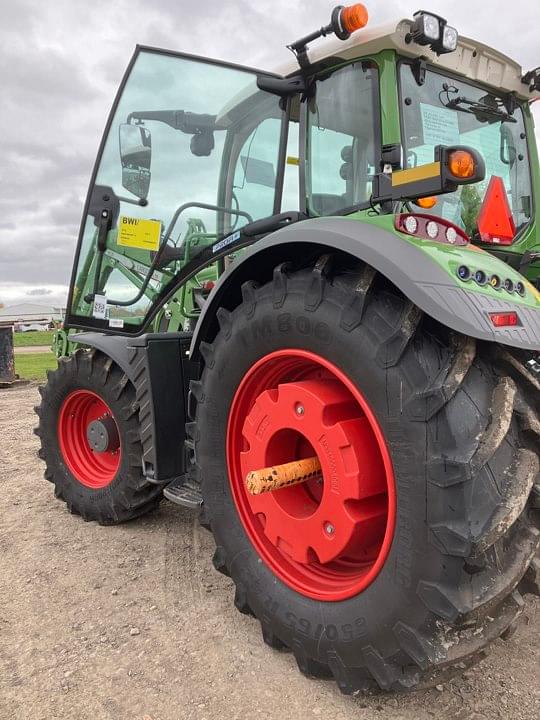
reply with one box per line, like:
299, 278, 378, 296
337, 4, 369, 36
288, 4, 369, 68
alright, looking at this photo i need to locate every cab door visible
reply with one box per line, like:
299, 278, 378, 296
66, 48, 287, 333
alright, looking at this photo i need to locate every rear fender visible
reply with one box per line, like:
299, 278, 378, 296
191, 217, 540, 356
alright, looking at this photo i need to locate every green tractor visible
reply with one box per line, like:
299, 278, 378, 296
36, 3, 540, 693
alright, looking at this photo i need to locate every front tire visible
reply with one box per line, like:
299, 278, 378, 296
193, 259, 540, 693
35, 348, 162, 525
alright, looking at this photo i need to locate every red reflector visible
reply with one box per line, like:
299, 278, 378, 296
202, 281, 215, 291
489, 311, 520, 328
477, 176, 516, 245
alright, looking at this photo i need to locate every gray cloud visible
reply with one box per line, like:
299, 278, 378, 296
1, 0, 538, 309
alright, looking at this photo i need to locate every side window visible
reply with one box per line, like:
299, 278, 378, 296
232, 117, 282, 221
307, 62, 379, 215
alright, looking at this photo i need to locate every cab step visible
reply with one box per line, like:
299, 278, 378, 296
163, 475, 202, 509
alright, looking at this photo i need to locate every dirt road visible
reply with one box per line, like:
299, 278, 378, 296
13, 346, 52, 354
1, 383, 539, 720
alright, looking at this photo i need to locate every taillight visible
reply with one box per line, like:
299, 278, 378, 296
489, 311, 521, 328
395, 213, 469, 246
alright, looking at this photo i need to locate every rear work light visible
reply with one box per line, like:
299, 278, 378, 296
395, 213, 469, 246
406, 11, 459, 55
489, 311, 521, 328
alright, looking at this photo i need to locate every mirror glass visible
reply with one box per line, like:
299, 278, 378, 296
119, 123, 152, 199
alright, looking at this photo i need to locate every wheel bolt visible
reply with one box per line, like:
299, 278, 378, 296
324, 522, 335, 535
295, 404, 305, 416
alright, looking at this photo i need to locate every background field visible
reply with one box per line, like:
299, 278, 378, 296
13, 330, 55, 347
15, 352, 57, 381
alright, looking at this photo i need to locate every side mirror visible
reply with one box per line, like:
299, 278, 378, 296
119, 123, 152, 200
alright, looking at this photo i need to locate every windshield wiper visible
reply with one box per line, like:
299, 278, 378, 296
444, 96, 517, 123
439, 84, 517, 123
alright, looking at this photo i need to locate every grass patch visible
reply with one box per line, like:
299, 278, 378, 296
15, 352, 57, 381
14, 330, 55, 347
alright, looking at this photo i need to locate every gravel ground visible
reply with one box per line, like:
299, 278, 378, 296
1, 383, 539, 720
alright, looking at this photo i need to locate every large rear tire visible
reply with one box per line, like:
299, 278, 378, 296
193, 258, 540, 693
35, 348, 162, 525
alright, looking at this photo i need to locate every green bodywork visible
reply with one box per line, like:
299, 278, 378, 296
57, 47, 540, 358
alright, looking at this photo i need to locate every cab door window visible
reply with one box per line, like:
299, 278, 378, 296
67, 49, 284, 330
306, 62, 380, 215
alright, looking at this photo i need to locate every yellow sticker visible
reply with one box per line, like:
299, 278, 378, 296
117, 216, 161, 251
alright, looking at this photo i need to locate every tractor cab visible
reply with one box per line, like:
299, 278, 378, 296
64, 5, 540, 340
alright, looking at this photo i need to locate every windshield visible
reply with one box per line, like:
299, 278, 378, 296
399, 63, 532, 237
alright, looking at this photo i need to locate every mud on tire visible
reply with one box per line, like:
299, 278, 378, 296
35, 349, 162, 525
192, 257, 540, 694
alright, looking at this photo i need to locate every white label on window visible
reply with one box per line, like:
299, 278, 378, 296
93, 294, 107, 319
420, 103, 460, 147
109, 318, 124, 329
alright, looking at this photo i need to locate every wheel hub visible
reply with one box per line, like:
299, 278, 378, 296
227, 349, 396, 601
86, 415, 120, 453
241, 379, 387, 565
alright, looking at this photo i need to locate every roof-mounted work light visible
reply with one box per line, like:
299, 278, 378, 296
522, 67, 540, 92
406, 10, 458, 55
288, 3, 368, 68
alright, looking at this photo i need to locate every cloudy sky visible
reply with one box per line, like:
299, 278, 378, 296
1, 0, 539, 309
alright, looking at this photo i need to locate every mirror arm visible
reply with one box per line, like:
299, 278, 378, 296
127, 110, 216, 134
116, 195, 148, 206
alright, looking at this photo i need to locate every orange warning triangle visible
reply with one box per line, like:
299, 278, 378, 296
477, 176, 516, 245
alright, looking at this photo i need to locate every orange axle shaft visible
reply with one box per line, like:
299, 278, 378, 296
245, 456, 322, 496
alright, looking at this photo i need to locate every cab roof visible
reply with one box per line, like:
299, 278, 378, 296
276, 17, 539, 101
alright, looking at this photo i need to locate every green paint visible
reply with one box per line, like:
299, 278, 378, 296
376, 50, 401, 146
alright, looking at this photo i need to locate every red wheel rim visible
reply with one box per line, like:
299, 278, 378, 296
227, 350, 396, 601
58, 390, 121, 489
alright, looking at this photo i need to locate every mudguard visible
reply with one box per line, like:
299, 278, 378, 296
71, 331, 194, 484
191, 217, 540, 356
